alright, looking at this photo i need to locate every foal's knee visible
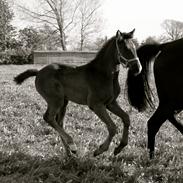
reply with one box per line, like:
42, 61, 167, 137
43, 112, 55, 128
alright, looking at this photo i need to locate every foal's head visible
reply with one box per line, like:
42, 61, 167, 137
115, 29, 142, 76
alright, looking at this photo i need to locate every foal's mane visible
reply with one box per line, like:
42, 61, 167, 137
92, 31, 134, 62
94, 36, 116, 61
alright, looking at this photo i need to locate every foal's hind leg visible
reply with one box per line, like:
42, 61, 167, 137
56, 99, 77, 154
56, 99, 68, 128
107, 101, 130, 155
91, 104, 117, 156
44, 102, 75, 156
168, 114, 183, 134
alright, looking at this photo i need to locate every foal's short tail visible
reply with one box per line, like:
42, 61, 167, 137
14, 69, 38, 85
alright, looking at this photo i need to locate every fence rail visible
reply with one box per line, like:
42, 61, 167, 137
33, 51, 97, 65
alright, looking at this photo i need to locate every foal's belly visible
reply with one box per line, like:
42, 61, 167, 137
60, 76, 89, 105
64, 86, 88, 105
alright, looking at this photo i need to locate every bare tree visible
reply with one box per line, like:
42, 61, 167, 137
161, 19, 183, 41
18, 0, 81, 50
17, 0, 103, 51
0, 0, 14, 51
78, 0, 102, 51
141, 36, 159, 45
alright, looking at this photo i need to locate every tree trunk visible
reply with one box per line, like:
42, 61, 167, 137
80, 37, 84, 51
57, 26, 66, 50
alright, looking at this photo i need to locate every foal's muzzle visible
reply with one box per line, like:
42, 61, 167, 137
128, 58, 142, 76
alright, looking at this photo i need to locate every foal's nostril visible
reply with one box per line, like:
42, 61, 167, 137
135, 63, 142, 76
137, 60, 142, 74
129, 59, 142, 76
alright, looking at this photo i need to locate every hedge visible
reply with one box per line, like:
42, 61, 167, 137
0, 53, 33, 65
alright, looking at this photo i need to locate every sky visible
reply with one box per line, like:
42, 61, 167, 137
102, 0, 183, 41
12, 0, 183, 42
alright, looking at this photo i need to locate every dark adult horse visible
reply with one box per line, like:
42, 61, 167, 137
127, 38, 183, 158
14, 30, 142, 157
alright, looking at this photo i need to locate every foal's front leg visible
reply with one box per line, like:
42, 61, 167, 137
91, 104, 117, 156
107, 101, 130, 155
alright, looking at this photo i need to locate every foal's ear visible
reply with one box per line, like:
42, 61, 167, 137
127, 28, 135, 39
116, 30, 123, 41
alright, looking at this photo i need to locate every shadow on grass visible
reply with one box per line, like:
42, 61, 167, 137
0, 151, 128, 183
0, 150, 154, 183
0, 148, 182, 183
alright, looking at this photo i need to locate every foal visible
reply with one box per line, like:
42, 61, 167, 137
14, 30, 142, 157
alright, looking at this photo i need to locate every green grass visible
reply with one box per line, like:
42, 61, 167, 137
0, 65, 182, 183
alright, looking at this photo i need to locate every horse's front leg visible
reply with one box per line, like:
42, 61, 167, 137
147, 105, 169, 158
91, 104, 117, 156
107, 100, 130, 155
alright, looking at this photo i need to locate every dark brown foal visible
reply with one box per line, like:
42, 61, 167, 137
14, 29, 141, 157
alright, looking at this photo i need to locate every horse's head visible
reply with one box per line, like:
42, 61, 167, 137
115, 29, 142, 76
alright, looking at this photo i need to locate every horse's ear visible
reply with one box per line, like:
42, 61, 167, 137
127, 29, 135, 38
116, 30, 123, 41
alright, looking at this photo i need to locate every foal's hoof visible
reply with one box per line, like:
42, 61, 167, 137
69, 144, 77, 155
114, 142, 127, 156
114, 147, 121, 156
93, 149, 101, 157
114, 148, 121, 156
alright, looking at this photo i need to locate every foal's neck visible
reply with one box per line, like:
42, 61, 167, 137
90, 42, 119, 74
112, 64, 120, 74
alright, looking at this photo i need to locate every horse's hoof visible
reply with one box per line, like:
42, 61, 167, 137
149, 152, 154, 159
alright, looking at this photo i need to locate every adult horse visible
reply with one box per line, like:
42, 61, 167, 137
14, 29, 142, 157
127, 38, 183, 158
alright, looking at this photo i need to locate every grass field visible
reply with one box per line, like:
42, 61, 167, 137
0, 65, 182, 183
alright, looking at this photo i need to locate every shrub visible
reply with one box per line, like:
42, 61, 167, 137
0, 52, 11, 64
0, 51, 33, 65
10, 53, 33, 65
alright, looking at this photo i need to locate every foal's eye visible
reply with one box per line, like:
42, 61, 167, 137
118, 40, 125, 46
124, 40, 133, 49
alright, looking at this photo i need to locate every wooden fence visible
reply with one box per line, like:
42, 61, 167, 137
33, 51, 97, 65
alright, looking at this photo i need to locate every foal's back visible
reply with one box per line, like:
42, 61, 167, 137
35, 63, 89, 105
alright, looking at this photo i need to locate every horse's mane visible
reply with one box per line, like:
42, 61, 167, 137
137, 43, 161, 62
